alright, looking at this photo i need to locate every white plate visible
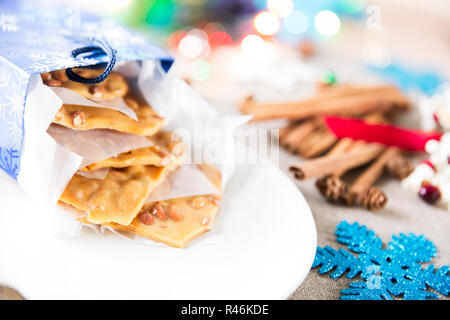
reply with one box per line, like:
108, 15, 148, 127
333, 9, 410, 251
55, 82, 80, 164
0, 161, 316, 299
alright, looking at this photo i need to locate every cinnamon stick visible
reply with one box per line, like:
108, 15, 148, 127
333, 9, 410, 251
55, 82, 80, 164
385, 155, 414, 180
289, 130, 317, 154
360, 187, 388, 212
314, 111, 390, 202
290, 143, 384, 180
300, 129, 337, 158
294, 127, 325, 155
278, 122, 297, 141
318, 112, 386, 176
281, 118, 321, 151
241, 86, 409, 121
327, 112, 385, 168
315, 138, 355, 201
342, 147, 401, 210
326, 137, 354, 157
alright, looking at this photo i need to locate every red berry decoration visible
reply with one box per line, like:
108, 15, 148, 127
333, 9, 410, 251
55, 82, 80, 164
432, 112, 440, 125
418, 183, 441, 204
420, 159, 436, 172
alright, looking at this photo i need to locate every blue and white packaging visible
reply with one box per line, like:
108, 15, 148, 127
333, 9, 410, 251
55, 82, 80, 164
0, 0, 172, 178
0, 0, 246, 210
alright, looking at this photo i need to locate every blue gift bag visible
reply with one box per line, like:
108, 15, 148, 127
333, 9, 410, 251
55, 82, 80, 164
0, 0, 173, 179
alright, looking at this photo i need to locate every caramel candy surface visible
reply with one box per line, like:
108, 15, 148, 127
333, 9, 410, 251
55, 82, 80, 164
61, 166, 173, 226
80, 131, 185, 171
53, 97, 164, 136
81, 165, 222, 248
48, 69, 129, 101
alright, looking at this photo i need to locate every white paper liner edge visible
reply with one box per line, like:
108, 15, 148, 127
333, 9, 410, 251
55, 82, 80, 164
51, 86, 137, 121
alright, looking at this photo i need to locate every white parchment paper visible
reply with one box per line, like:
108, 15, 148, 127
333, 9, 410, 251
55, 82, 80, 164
18, 60, 248, 247
138, 60, 250, 187
18, 75, 82, 208
47, 124, 153, 168
147, 164, 220, 202
51, 87, 137, 120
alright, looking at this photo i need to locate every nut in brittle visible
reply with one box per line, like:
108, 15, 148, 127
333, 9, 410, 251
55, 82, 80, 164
71, 111, 86, 128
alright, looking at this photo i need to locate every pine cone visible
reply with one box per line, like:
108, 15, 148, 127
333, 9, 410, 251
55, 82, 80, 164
316, 175, 346, 201
385, 156, 414, 180
361, 187, 388, 211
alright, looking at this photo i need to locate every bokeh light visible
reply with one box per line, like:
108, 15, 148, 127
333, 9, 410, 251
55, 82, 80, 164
254, 11, 280, 36
361, 43, 391, 68
267, 0, 294, 18
338, 0, 365, 15
146, 0, 175, 27
203, 22, 225, 34
168, 29, 187, 50
190, 59, 212, 81
111, 0, 133, 10
314, 10, 341, 36
179, 33, 208, 59
188, 28, 209, 40
283, 10, 309, 35
209, 31, 233, 47
322, 70, 338, 85
241, 34, 265, 56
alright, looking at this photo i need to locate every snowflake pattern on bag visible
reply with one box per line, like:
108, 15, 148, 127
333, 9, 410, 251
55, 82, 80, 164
0, 0, 173, 179
312, 221, 450, 300
0, 57, 29, 178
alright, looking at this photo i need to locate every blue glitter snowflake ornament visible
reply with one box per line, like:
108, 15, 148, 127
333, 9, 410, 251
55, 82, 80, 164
312, 221, 450, 300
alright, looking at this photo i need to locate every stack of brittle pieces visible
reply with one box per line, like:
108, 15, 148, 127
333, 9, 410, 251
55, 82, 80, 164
42, 68, 222, 248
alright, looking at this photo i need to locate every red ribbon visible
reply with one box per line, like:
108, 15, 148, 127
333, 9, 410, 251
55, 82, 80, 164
323, 116, 442, 152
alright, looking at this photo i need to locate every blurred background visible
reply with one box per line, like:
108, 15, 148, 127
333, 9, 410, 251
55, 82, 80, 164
64, 0, 450, 98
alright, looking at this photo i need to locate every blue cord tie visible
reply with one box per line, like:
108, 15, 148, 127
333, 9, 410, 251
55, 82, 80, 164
66, 39, 117, 84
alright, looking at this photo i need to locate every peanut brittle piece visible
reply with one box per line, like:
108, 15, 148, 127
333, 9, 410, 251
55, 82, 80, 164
42, 69, 129, 101
44, 69, 165, 135
61, 165, 174, 226
98, 165, 223, 248
53, 94, 165, 136
80, 131, 185, 171
80, 146, 170, 171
